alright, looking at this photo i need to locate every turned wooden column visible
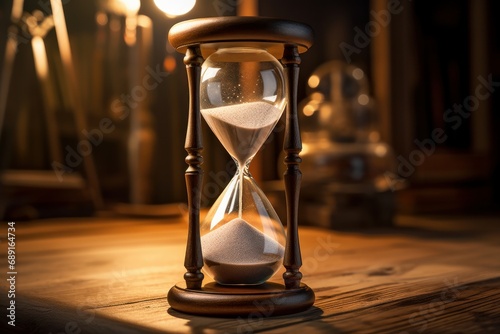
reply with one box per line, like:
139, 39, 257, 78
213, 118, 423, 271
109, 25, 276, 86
183, 45, 204, 289
282, 45, 303, 290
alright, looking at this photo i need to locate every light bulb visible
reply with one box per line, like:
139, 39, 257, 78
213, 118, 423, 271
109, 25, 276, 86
118, 0, 140, 15
154, 0, 196, 18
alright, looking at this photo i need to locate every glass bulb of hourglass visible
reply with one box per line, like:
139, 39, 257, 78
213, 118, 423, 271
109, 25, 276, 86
199, 47, 286, 285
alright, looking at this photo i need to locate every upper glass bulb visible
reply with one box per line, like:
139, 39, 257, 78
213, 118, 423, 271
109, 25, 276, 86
200, 47, 286, 166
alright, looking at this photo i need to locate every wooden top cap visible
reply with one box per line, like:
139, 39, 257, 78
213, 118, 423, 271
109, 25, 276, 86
168, 17, 314, 58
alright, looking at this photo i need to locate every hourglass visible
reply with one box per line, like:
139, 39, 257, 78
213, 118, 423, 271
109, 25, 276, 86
167, 17, 314, 316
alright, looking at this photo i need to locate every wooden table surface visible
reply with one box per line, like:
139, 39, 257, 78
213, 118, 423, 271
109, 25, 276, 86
1, 212, 499, 333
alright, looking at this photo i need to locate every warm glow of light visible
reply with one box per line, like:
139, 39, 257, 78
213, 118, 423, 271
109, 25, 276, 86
310, 92, 324, 102
308, 75, 320, 88
374, 144, 388, 157
32, 36, 49, 79
119, 0, 141, 15
358, 94, 369, 105
138, 14, 152, 28
11, 0, 23, 21
302, 142, 310, 155
124, 17, 137, 46
163, 55, 177, 72
303, 104, 316, 117
154, 0, 196, 17
319, 104, 332, 123
352, 68, 364, 80
96, 12, 108, 26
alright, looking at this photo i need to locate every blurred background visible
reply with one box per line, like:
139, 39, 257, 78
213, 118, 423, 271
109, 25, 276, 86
0, 0, 498, 227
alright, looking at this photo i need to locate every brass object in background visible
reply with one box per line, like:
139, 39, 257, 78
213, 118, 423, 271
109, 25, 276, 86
299, 61, 399, 229
267, 61, 399, 229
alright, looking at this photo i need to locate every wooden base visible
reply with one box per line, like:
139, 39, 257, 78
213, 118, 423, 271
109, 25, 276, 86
167, 281, 315, 317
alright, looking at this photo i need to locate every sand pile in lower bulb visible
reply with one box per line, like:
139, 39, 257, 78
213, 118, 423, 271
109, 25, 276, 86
201, 218, 284, 265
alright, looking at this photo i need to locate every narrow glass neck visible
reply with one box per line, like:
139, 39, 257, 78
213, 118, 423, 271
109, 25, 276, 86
234, 157, 252, 175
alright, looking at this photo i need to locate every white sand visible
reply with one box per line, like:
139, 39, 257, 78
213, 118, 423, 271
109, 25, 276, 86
201, 218, 284, 264
201, 101, 282, 129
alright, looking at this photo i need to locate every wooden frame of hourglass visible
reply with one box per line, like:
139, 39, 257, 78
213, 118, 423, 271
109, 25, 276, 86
167, 17, 314, 316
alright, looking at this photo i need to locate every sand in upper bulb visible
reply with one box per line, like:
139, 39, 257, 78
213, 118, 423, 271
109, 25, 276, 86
201, 101, 283, 165
201, 218, 284, 285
